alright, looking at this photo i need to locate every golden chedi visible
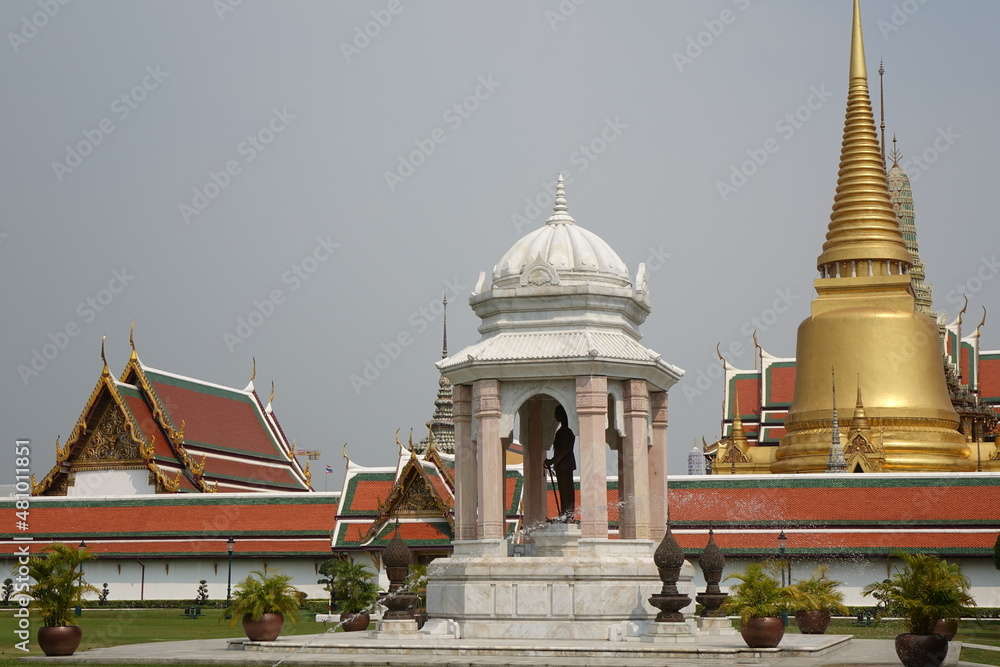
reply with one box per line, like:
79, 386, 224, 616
773, 0, 972, 473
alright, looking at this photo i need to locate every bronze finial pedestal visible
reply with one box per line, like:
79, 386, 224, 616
641, 524, 696, 644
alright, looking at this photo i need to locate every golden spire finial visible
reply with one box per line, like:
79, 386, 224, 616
817, 0, 911, 274
408, 429, 416, 460
976, 306, 987, 336
394, 428, 403, 457
342, 443, 350, 469
250, 356, 256, 383
268, 380, 275, 405
850, 0, 866, 80
856, 373, 863, 408
129, 321, 137, 360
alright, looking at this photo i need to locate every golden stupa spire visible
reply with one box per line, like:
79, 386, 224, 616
852, 375, 870, 432
731, 391, 748, 450
817, 0, 912, 276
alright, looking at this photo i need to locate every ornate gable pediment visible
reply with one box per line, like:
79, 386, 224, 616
361, 456, 454, 544
76, 404, 144, 466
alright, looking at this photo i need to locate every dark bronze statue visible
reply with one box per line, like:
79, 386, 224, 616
545, 405, 576, 522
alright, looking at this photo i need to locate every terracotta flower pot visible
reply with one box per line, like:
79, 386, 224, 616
242, 612, 284, 641
794, 610, 832, 634
740, 616, 785, 648
932, 618, 959, 641
339, 611, 371, 632
38, 625, 82, 656
895, 633, 948, 667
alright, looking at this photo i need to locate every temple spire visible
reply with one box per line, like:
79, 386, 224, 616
817, 0, 911, 276
878, 59, 886, 167
828, 368, 848, 472
441, 294, 448, 359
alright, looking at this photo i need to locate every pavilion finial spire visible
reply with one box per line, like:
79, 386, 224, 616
545, 173, 576, 225
816, 0, 911, 275
889, 135, 901, 167
129, 321, 137, 360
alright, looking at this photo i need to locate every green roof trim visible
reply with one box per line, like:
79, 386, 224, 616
670, 476, 1000, 490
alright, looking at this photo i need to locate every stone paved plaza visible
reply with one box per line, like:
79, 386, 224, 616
19, 634, 967, 666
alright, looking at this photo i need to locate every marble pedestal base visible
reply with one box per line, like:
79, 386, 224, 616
640, 621, 697, 644
696, 616, 738, 636
426, 527, 696, 641
369, 619, 419, 638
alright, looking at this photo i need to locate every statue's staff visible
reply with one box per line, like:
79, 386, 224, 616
544, 462, 561, 518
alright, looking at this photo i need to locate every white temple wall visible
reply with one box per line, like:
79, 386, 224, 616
1, 557, 361, 602
690, 556, 1000, 608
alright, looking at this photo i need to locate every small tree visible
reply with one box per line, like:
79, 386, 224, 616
98, 584, 110, 606
195, 580, 209, 605
317, 558, 340, 611
993, 533, 1000, 573
2, 578, 13, 605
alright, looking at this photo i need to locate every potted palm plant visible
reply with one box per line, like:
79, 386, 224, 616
784, 564, 849, 634
227, 569, 303, 641
720, 561, 789, 648
26, 543, 98, 656
327, 559, 381, 632
862, 551, 976, 667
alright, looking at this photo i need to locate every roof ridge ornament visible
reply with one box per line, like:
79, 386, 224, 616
545, 173, 576, 226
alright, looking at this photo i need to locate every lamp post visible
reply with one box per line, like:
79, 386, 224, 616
226, 538, 236, 607
777, 530, 788, 627
78, 540, 87, 575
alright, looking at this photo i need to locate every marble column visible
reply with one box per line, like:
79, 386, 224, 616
576, 375, 608, 538
523, 399, 546, 530
649, 391, 668, 540
620, 380, 650, 539
473, 379, 504, 540
453, 384, 477, 541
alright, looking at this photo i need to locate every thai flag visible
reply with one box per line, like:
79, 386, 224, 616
325, 465, 333, 474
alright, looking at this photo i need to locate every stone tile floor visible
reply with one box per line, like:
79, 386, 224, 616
19, 634, 967, 666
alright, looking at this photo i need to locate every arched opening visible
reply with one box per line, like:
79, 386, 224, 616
509, 394, 577, 531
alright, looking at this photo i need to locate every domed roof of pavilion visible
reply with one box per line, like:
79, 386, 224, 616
491, 175, 631, 290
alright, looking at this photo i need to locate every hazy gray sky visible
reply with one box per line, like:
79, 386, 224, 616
3, 1, 997, 491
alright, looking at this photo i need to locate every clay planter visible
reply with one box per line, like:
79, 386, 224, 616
339, 612, 371, 632
241, 612, 284, 641
895, 633, 948, 667
740, 616, 785, 648
794, 610, 832, 634
933, 618, 959, 641
38, 626, 83, 656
